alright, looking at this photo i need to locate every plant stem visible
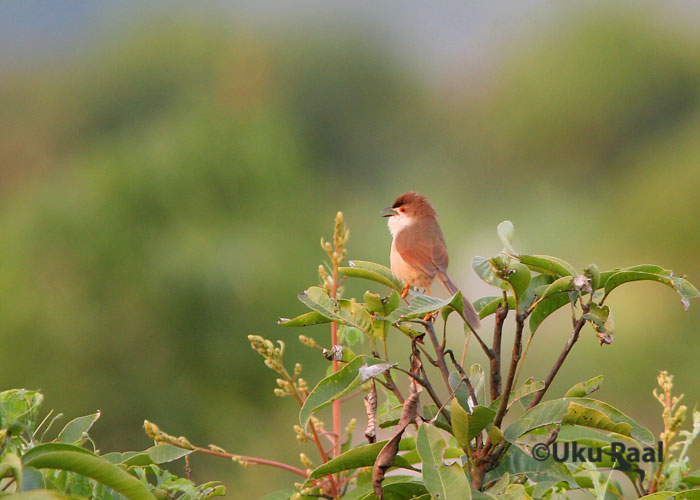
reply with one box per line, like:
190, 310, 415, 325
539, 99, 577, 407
493, 312, 525, 428
331, 264, 341, 459
283, 365, 338, 496
414, 319, 452, 391
394, 367, 450, 426
528, 315, 587, 409
490, 294, 508, 402
192, 446, 308, 478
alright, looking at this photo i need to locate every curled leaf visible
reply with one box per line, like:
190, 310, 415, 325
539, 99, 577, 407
373, 391, 421, 499
497, 220, 518, 256
359, 363, 396, 383
364, 382, 378, 443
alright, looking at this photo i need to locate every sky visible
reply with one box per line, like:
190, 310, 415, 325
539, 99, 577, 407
4, 1, 698, 79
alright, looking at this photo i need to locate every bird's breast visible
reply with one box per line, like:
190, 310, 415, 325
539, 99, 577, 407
390, 237, 433, 289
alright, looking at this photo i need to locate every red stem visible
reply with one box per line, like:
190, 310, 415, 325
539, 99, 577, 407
331, 266, 341, 459
193, 446, 307, 478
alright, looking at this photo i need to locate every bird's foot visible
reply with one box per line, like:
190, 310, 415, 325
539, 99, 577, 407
400, 284, 410, 299
422, 310, 439, 322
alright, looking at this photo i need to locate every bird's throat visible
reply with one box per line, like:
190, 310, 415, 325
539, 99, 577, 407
387, 214, 413, 237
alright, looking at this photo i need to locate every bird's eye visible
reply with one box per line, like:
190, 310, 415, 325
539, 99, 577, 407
399, 207, 406, 213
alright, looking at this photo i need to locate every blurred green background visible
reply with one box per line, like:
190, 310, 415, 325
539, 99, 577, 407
1, 2, 698, 497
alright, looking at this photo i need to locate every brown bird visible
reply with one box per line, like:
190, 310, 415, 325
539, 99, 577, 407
382, 191, 481, 329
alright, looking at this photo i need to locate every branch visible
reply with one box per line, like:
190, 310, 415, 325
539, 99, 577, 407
445, 349, 479, 406
528, 315, 587, 409
193, 446, 308, 478
382, 370, 405, 403
393, 367, 450, 426
493, 311, 526, 428
410, 319, 452, 391
490, 294, 508, 402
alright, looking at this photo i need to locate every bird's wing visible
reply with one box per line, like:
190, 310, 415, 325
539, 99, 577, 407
395, 221, 449, 279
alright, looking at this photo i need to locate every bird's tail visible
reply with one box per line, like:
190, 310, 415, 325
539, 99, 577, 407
438, 272, 481, 330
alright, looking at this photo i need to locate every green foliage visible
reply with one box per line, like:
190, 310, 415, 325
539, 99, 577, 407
0, 390, 221, 500
243, 219, 699, 499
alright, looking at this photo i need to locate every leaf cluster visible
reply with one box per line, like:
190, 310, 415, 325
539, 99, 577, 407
258, 220, 699, 500
0, 389, 223, 500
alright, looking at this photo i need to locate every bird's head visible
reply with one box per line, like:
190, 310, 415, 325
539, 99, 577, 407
381, 191, 437, 236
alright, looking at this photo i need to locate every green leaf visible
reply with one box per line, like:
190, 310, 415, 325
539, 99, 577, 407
357, 481, 429, 500
538, 276, 574, 302
634, 494, 675, 500
518, 255, 576, 277
528, 292, 571, 335
637, 491, 699, 500
416, 424, 471, 500
277, 311, 331, 327
467, 406, 496, 442
300, 355, 384, 426
485, 443, 576, 488
307, 441, 415, 480
554, 424, 637, 448
561, 402, 636, 435
486, 472, 510, 496
472, 256, 505, 289
468, 364, 487, 409
1, 453, 23, 491
449, 372, 474, 416
473, 296, 500, 312
57, 411, 100, 444
146, 444, 193, 464
258, 489, 293, 500
338, 261, 403, 291
1, 491, 71, 500
365, 291, 400, 344
582, 304, 610, 330
582, 304, 615, 344
341, 476, 424, 500
499, 485, 533, 500
508, 379, 545, 410
422, 405, 453, 433
471, 491, 498, 500
364, 291, 385, 313
20, 466, 45, 492
382, 292, 460, 322
489, 425, 504, 446
504, 398, 653, 445
450, 399, 471, 450
519, 274, 555, 312
440, 290, 469, 322
298, 286, 373, 335
565, 375, 604, 398
0, 389, 44, 430
21, 443, 95, 462
22, 446, 156, 500
584, 264, 600, 290
476, 296, 516, 320
602, 271, 699, 310
497, 221, 518, 255
498, 261, 531, 302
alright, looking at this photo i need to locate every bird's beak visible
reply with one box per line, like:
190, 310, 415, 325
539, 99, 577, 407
380, 207, 397, 217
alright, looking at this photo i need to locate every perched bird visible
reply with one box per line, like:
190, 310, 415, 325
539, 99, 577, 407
381, 191, 481, 329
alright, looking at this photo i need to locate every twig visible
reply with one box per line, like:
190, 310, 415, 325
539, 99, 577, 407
393, 367, 450, 426
410, 319, 452, 390
383, 371, 405, 404
490, 293, 508, 401
190, 445, 307, 478
445, 349, 479, 407
330, 265, 341, 459
528, 315, 587, 409
493, 311, 526, 428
